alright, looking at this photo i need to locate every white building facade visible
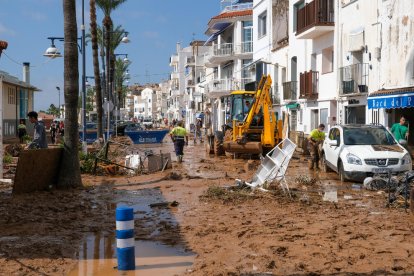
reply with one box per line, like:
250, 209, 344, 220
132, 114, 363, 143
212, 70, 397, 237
133, 87, 156, 120
203, 0, 255, 133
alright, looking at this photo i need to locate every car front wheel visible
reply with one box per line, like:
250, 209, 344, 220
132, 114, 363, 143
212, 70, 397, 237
338, 161, 347, 182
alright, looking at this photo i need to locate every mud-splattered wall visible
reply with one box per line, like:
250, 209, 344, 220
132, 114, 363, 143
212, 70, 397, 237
380, 0, 414, 88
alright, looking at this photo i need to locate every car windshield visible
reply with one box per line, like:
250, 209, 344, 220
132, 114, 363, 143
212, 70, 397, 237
343, 126, 397, 145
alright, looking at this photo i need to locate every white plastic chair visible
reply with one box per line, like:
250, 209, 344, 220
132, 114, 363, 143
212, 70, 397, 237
242, 138, 296, 195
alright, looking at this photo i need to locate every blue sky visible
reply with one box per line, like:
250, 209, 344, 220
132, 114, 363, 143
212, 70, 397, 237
0, 0, 219, 111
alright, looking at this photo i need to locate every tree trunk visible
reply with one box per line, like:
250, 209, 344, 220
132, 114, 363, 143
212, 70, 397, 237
104, 19, 112, 102
59, 0, 82, 188
90, 0, 103, 138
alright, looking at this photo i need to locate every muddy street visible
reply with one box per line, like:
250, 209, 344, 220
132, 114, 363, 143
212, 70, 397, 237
0, 139, 413, 275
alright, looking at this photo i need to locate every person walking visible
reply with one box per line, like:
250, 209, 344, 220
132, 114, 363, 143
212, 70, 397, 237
194, 118, 203, 144
170, 120, 188, 163
26, 111, 48, 149
50, 122, 57, 144
307, 124, 325, 170
391, 115, 409, 145
17, 119, 27, 144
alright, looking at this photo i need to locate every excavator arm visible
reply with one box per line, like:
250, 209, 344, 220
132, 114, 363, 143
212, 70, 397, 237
233, 75, 275, 147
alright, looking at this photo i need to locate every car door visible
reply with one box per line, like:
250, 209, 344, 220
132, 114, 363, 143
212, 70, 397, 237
325, 128, 341, 170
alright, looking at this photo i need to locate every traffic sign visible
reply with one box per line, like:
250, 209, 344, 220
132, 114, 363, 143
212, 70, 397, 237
103, 100, 114, 113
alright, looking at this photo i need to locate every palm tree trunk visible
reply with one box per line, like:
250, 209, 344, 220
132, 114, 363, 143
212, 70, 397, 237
90, 0, 103, 138
105, 22, 111, 102
59, 0, 82, 188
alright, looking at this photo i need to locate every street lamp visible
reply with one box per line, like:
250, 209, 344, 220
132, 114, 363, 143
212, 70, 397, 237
43, 0, 87, 145
56, 86, 61, 118
114, 53, 131, 65
103, 31, 130, 101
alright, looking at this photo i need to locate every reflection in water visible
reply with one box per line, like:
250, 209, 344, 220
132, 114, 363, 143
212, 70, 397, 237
69, 233, 195, 276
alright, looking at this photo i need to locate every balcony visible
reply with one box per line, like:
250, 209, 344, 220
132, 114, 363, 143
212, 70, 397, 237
205, 78, 254, 98
185, 56, 195, 67
299, 71, 319, 99
282, 81, 298, 101
208, 42, 253, 64
169, 55, 179, 66
296, 0, 334, 39
221, 1, 253, 13
339, 63, 369, 96
170, 72, 179, 80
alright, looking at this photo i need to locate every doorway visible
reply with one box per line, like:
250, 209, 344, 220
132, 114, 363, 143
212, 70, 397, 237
345, 105, 365, 124
311, 109, 319, 130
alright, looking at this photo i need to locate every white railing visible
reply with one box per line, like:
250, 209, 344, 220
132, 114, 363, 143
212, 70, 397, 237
170, 72, 179, 79
235, 41, 253, 54
221, 2, 253, 13
170, 55, 179, 64
212, 42, 253, 57
213, 43, 233, 56
206, 78, 255, 93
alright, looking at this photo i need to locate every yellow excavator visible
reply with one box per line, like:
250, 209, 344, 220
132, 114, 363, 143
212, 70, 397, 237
206, 75, 283, 156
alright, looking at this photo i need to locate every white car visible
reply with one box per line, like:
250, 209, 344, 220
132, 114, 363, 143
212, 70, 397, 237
321, 124, 412, 182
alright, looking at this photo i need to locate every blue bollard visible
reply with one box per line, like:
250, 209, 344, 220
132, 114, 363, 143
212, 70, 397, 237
116, 206, 135, 270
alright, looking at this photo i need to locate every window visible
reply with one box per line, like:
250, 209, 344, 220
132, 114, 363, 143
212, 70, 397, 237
322, 47, 334, 74
258, 11, 267, 38
8, 88, 16, 105
293, 1, 305, 32
242, 21, 253, 52
320, 108, 328, 129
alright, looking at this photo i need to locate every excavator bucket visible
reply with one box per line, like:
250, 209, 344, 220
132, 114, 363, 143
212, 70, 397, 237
222, 141, 262, 154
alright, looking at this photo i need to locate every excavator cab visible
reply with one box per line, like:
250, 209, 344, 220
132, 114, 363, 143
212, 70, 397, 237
229, 92, 255, 122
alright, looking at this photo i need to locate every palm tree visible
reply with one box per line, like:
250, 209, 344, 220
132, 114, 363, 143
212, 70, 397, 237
59, 0, 82, 188
90, 0, 104, 138
96, 0, 127, 102
114, 58, 130, 108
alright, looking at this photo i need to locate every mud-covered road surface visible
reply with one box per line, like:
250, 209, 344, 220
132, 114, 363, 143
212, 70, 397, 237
0, 138, 413, 275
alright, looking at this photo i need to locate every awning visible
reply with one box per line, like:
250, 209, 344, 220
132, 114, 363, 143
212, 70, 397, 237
368, 92, 414, 109
204, 23, 230, 45
286, 103, 300, 109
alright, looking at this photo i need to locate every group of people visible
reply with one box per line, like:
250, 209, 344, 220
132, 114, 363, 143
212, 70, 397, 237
50, 121, 64, 144
307, 115, 410, 171
18, 111, 64, 149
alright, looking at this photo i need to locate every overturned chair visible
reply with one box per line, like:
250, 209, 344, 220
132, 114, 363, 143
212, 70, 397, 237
236, 138, 296, 195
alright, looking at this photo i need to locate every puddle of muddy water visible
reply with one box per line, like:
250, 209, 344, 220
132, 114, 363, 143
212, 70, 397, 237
70, 188, 195, 276
68, 234, 195, 276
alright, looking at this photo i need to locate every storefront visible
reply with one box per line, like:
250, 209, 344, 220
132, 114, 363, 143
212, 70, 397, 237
367, 87, 414, 146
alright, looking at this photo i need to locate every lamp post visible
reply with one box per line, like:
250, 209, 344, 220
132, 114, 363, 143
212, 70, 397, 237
44, 0, 87, 145
56, 86, 61, 118
103, 30, 129, 101
44, 36, 85, 141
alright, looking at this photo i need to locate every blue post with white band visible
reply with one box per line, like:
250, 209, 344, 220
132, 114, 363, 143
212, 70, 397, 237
116, 206, 135, 270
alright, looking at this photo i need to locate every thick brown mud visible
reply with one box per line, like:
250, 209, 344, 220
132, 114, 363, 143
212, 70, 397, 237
0, 139, 413, 275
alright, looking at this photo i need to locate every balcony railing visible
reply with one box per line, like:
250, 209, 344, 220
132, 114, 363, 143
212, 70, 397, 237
339, 63, 369, 95
213, 43, 233, 56
282, 81, 298, 101
296, 0, 334, 36
237, 41, 253, 54
170, 72, 179, 80
206, 78, 255, 94
169, 55, 179, 65
221, 1, 253, 13
299, 71, 319, 99
212, 42, 253, 57
185, 56, 195, 67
